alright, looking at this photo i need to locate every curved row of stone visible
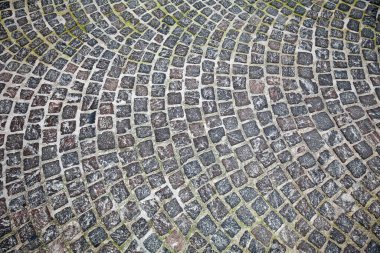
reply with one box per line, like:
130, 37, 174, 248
0, 0, 380, 252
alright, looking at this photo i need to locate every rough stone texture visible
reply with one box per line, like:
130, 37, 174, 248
0, 0, 380, 252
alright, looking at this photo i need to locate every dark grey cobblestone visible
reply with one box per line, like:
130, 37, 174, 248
0, 0, 380, 252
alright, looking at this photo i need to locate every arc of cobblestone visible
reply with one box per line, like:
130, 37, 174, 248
0, 0, 380, 252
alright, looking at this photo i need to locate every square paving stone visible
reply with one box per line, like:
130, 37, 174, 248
211, 230, 231, 251
143, 233, 162, 253
346, 158, 367, 178
252, 224, 272, 247
264, 211, 283, 231
197, 215, 217, 236
308, 230, 326, 249
302, 129, 325, 151
236, 206, 255, 226
89, 227, 107, 247
312, 112, 334, 131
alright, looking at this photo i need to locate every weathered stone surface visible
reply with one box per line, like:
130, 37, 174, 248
252, 225, 272, 247
0, 0, 378, 251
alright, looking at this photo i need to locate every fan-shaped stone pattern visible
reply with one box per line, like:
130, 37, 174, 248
0, 0, 380, 252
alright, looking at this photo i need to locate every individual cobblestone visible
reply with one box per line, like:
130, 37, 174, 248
0, 0, 380, 252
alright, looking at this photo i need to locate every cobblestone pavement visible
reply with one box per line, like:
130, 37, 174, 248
0, 0, 380, 252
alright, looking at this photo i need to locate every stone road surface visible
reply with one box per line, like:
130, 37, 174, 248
0, 0, 380, 252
